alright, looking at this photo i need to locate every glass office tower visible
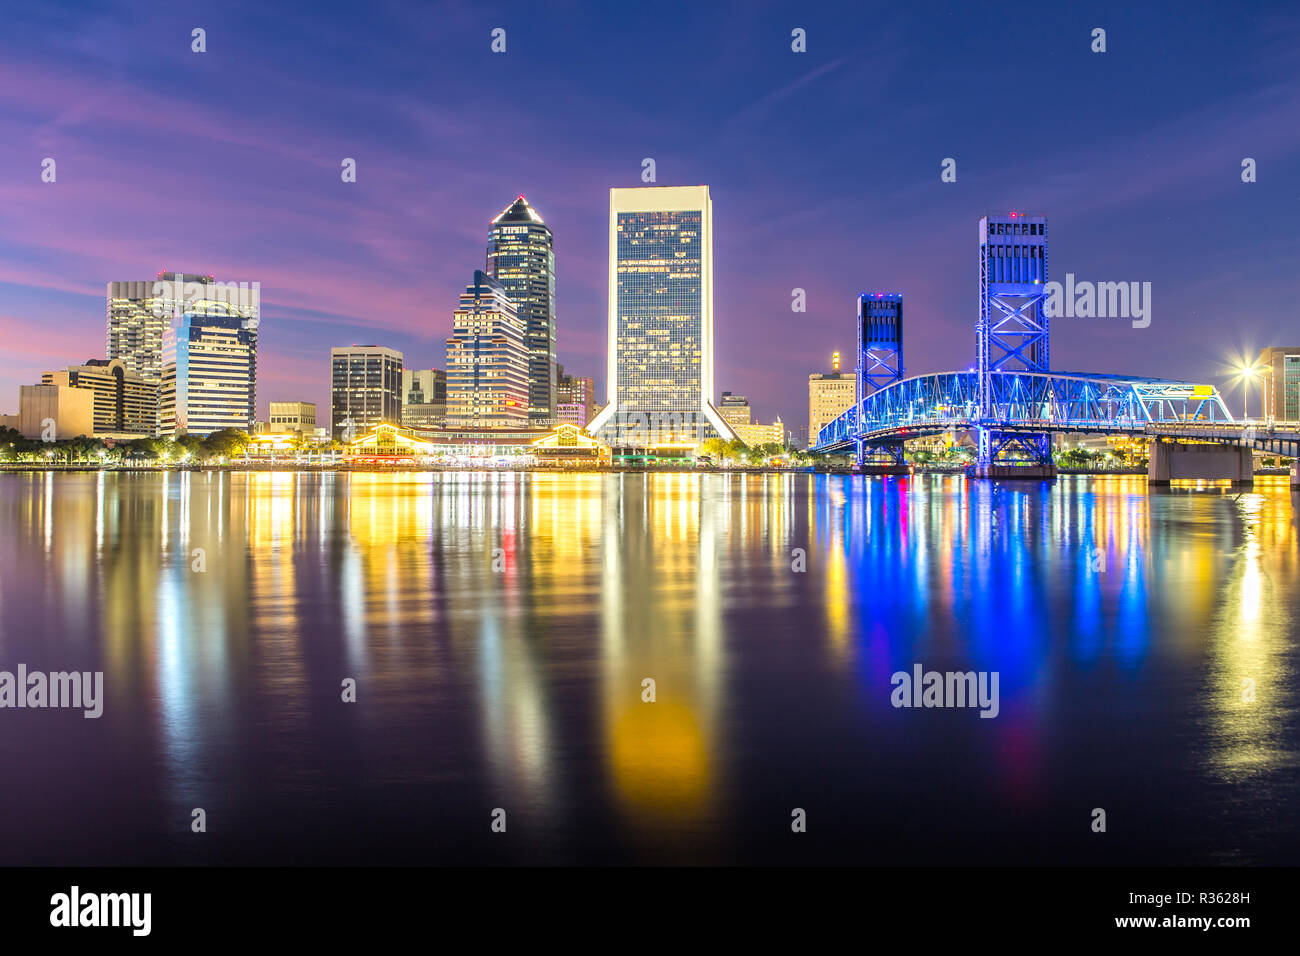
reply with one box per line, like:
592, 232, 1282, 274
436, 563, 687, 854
330, 345, 404, 437
588, 185, 736, 448
160, 312, 258, 437
486, 196, 557, 425
108, 272, 259, 384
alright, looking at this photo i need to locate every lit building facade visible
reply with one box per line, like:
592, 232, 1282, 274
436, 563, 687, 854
41, 358, 157, 437
12, 384, 94, 440
445, 271, 530, 428
330, 346, 403, 438
487, 196, 557, 424
160, 312, 258, 437
555, 366, 595, 427
401, 368, 448, 430
734, 418, 784, 448
108, 272, 259, 384
1258, 347, 1300, 421
531, 423, 610, 465
718, 391, 751, 427
809, 361, 856, 447
267, 401, 317, 434
589, 185, 736, 448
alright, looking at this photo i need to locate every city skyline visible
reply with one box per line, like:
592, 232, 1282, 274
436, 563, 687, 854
2, 0, 1299, 909
2, 2, 1297, 431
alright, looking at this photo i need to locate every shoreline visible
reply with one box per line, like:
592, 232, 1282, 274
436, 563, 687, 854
2, 463, 1292, 478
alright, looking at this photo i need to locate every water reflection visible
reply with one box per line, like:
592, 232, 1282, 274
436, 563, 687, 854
0, 471, 1296, 864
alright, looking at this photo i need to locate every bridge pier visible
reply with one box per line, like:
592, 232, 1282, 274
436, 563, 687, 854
1292, 460, 1299, 488
856, 464, 911, 477
971, 427, 1057, 479
972, 462, 1057, 479
1148, 440, 1253, 486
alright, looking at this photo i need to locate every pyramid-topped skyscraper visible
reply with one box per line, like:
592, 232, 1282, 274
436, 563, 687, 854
486, 196, 557, 425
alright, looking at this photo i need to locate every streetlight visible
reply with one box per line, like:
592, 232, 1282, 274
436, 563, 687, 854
1230, 361, 1265, 421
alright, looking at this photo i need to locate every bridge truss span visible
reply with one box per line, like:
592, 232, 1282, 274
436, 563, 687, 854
815, 369, 1236, 456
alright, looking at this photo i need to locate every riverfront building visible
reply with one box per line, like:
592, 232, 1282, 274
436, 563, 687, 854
108, 272, 259, 384
718, 392, 751, 427
160, 312, 259, 436
1258, 347, 1300, 421
555, 367, 595, 427
331, 346, 403, 438
809, 356, 857, 447
266, 401, 317, 434
487, 196, 557, 425
734, 418, 785, 448
401, 369, 447, 430
10, 384, 94, 441
41, 358, 157, 437
588, 185, 737, 449
445, 271, 530, 428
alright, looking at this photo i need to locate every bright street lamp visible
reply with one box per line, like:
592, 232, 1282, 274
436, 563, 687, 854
1230, 361, 1265, 420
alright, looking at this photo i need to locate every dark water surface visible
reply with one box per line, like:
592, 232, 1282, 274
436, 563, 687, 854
0, 470, 1296, 865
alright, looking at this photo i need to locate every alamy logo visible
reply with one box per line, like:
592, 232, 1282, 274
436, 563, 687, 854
0, 664, 103, 718
149, 276, 259, 317
50, 886, 151, 936
890, 664, 1000, 718
1044, 273, 1151, 329
613, 410, 705, 443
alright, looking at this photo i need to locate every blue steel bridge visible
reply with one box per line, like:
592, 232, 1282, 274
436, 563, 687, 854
818, 368, 1228, 456
815, 367, 1300, 466
813, 213, 1300, 473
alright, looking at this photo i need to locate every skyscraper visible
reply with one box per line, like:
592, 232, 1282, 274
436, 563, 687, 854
108, 272, 259, 384
588, 185, 736, 448
445, 271, 529, 428
330, 346, 403, 438
486, 196, 557, 425
160, 312, 258, 437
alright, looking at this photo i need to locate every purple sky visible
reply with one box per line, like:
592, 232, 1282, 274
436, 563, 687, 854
2, 1, 1299, 428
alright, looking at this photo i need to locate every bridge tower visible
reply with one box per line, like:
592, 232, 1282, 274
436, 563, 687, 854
976, 213, 1053, 473
856, 292, 904, 467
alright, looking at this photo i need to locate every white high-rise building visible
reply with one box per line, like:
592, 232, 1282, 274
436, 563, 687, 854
160, 312, 258, 437
588, 185, 736, 449
108, 272, 259, 384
